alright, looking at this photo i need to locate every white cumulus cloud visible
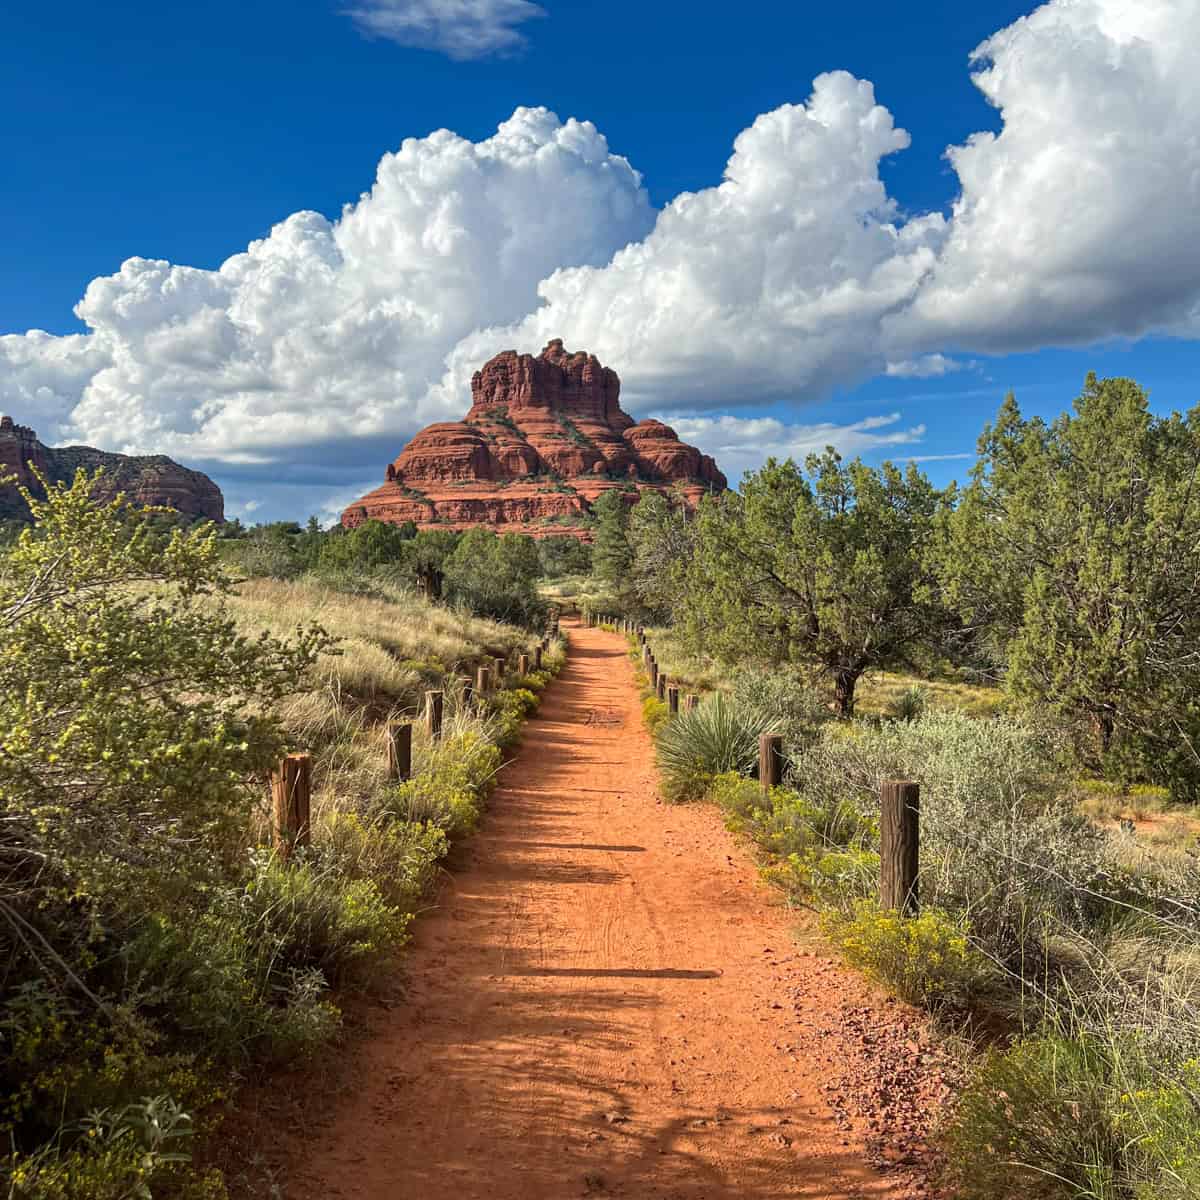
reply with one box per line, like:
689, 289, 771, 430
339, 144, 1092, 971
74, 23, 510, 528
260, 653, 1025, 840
343, 0, 546, 60
888, 0, 1200, 352
2, 0, 1200, 520
667, 412, 928, 484
433, 71, 948, 415
1, 107, 652, 461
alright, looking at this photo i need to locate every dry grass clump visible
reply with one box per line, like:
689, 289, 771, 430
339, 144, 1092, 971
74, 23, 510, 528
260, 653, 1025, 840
226, 575, 535, 709
638, 625, 728, 693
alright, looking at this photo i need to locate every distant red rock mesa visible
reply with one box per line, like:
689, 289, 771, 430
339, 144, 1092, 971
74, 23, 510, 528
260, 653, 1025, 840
341, 340, 727, 539
0, 415, 224, 524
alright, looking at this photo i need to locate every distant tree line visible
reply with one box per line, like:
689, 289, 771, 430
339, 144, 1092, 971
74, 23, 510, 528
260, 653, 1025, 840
219, 515, 591, 628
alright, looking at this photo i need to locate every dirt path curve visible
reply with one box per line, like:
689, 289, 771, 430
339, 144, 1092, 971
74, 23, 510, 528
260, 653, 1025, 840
286, 620, 920, 1200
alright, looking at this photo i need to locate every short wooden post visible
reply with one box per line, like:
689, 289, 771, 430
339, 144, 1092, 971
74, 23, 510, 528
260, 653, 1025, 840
667, 684, 679, 715
386, 723, 412, 782
685, 694, 699, 711
493, 655, 505, 683
462, 677, 474, 707
656, 673, 667, 701
638, 627, 645, 644
271, 752, 312, 859
426, 690, 444, 740
533, 646, 542, 671
541, 636, 550, 652
476, 664, 491, 694
518, 652, 530, 676
880, 780, 920, 914
650, 658, 659, 689
759, 733, 784, 792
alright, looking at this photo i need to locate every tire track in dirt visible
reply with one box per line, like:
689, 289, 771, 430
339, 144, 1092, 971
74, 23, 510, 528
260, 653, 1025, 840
282, 619, 938, 1199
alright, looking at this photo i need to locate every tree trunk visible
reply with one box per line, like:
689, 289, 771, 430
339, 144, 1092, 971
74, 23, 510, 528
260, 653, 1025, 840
834, 668, 861, 718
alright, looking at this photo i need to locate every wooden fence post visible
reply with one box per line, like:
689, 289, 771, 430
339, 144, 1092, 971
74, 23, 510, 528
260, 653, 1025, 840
386, 723, 412, 782
650, 658, 659, 689
685, 694, 699, 711
518, 652, 530, 676
461, 677, 474, 707
533, 646, 542, 671
426, 690, 444, 740
759, 733, 784, 792
656, 673, 667, 701
667, 685, 679, 715
271, 752, 312, 859
880, 780, 920, 915
493, 655, 505, 684
638, 627, 645, 645
476, 664, 491, 695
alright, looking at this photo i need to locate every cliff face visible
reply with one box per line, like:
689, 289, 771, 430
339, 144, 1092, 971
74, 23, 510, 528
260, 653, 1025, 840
0, 416, 224, 524
342, 341, 726, 538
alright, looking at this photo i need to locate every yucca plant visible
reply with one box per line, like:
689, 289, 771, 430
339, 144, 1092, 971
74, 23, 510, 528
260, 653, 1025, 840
889, 684, 930, 722
655, 692, 773, 803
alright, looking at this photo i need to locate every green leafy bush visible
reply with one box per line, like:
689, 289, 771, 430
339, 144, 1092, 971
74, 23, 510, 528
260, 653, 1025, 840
654, 693, 772, 802
642, 695, 669, 738
792, 711, 1111, 977
943, 1032, 1200, 1200
729, 666, 831, 752
323, 813, 447, 910
242, 851, 409, 984
2, 1097, 227, 1200
384, 730, 502, 837
824, 901, 992, 1008
713, 772, 877, 906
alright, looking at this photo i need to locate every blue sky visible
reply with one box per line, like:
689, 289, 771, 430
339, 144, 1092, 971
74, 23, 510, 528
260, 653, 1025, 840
2, 0, 1198, 521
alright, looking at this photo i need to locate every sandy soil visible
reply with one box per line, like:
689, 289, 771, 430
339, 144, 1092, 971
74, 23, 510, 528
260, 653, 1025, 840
273, 620, 947, 1200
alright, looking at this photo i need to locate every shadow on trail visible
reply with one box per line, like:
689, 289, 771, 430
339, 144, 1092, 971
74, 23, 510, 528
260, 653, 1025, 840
507, 967, 722, 980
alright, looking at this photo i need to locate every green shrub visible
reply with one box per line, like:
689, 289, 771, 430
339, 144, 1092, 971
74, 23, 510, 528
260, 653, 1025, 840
793, 712, 1111, 978
729, 666, 831, 752
323, 812, 447, 910
823, 901, 992, 1008
2, 1096, 226, 1200
712, 772, 878, 907
942, 1032, 1200, 1200
383, 730, 502, 837
489, 686, 539, 747
242, 851, 409, 985
654, 693, 773, 802
642, 695, 669, 738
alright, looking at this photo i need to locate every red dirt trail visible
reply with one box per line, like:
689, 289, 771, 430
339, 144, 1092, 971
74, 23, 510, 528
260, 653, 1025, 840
281, 620, 945, 1200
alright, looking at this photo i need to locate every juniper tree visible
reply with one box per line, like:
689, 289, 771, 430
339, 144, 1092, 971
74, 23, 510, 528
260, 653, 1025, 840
937, 375, 1200, 783
627, 488, 695, 621
684, 451, 945, 715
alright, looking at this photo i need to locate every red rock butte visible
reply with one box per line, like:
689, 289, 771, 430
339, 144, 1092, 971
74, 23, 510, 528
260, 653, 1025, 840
341, 340, 727, 539
0, 415, 224, 524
